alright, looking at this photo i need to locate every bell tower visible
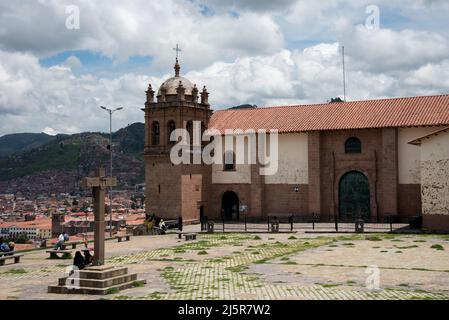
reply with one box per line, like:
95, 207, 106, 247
143, 54, 212, 221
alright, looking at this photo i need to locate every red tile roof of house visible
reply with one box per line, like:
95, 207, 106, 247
209, 94, 449, 133
0, 218, 51, 229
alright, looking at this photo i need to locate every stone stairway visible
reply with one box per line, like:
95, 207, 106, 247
48, 265, 146, 295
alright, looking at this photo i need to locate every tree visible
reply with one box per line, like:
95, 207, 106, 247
329, 97, 344, 103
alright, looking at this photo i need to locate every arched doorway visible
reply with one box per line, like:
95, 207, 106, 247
339, 171, 370, 221
221, 191, 239, 221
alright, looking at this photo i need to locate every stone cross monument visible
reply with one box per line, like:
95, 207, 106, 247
48, 167, 146, 294
82, 167, 117, 266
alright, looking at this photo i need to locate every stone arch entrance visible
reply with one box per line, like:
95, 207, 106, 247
221, 191, 239, 221
338, 171, 370, 221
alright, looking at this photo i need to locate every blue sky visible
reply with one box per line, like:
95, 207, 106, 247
0, 0, 449, 136
40, 50, 154, 77
34, 1, 448, 77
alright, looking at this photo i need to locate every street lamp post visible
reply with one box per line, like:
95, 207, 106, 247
100, 106, 124, 237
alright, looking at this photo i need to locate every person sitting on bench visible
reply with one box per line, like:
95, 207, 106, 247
73, 251, 86, 270
159, 219, 167, 235
0, 237, 10, 253
83, 248, 93, 266
7, 242, 15, 255
54, 233, 66, 250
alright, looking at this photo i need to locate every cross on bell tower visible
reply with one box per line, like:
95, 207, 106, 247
173, 44, 182, 77
173, 44, 181, 59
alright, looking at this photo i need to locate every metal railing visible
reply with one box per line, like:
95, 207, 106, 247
200, 213, 413, 233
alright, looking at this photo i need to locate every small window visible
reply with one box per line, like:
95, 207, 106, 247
201, 122, 207, 145
345, 137, 361, 154
186, 121, 193, 145
151, 122, 160, 145
224, 151, 235, 171
167, 120, 176, 144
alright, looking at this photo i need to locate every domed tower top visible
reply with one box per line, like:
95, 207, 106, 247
157, 58, 196, 97
144, 44, 210, 108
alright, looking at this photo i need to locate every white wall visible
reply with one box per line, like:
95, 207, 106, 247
398, 127, 446, 184
265, 133, 308, 184
420, 130, 449, 216
211, 132, 308, 185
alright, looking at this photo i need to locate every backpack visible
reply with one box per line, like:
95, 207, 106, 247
64, 234, 69, 241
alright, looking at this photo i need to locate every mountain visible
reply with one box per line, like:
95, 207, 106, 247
112, 122, 145, 159
0, 132, 58, 158
0, 123, 145, 198
229, 104, 258, 110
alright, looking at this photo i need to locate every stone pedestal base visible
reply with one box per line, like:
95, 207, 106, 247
48, 265, 146, 295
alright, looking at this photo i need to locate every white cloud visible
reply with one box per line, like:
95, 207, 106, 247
0, 50, 155, 135
1, 1, 449, 136
0, 0, 284, 70
42, 127, 58, 135
2, 29, 449, 136
339, 25, 449, 73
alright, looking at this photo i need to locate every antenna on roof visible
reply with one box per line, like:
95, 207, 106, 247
342, 45, 347, 102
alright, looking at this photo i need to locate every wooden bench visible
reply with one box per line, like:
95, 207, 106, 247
116, 235, 131, 242
183, 233, 197, 241
0, 253, 23, 266
46, 249, 73, 259
176, 232, 190, 239
66, 242, 80, 249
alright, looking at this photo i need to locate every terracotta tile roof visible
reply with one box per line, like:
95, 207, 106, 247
0, 218, 51, 229
209, 94, 449, 133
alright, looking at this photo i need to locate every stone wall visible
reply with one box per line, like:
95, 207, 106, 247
420, 130, 449, 231
181, 174, 202, 221
318, 129, 383, 221
145, 157, 182, 219
397, 127, 445, 184
264, 184, 309, 217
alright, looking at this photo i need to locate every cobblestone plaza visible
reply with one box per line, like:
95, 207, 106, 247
1, 227, 448, 300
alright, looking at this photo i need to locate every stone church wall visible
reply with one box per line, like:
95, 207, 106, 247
181, 174, 202, 221
397, 127, 446, 220
420, 130, 449, 231
212, 164, 251, 184
317, 129, 383, 221
145, 157, 182, 219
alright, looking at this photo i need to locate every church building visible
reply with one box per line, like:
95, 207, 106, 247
143, 59, 449, 232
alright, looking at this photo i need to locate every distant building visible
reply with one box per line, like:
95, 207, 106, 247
38, 228, 52, 239
1, 225, 39, 239
51, 213, 65, 237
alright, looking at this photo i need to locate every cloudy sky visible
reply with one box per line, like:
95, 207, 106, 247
0, 0, 448, 136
